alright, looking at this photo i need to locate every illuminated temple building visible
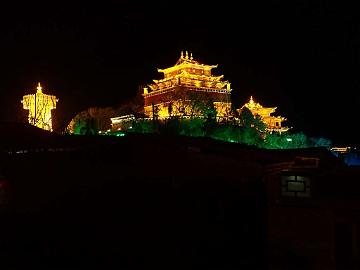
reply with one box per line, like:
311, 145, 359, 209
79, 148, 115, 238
238, 96, 289, 133
143, 51, 232, 118
21, 82, 58, 131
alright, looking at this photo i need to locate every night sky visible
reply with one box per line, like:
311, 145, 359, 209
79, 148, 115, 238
0, 1, 358, 145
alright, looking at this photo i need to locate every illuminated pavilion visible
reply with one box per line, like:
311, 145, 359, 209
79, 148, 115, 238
238, 96, 289, 133
21, 82, 58, 131
143, 51, 232, 118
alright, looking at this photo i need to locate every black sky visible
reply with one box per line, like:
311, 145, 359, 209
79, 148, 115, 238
0, 1, 359, 145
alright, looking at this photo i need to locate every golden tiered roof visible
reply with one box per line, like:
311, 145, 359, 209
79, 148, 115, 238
239, 96, 289, 132
146, 51, 231, 92
157, 51, 217, 74
244, 96, 277, 117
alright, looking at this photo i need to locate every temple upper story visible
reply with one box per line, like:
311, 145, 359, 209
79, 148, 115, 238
243, 96, 277, 118
146, 51, 231, 93
158, 51, 217, 77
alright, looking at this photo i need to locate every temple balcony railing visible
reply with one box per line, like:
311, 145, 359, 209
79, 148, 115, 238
183, 86, 232, 94
143, 87, 176, 97
144, 85, 231, 98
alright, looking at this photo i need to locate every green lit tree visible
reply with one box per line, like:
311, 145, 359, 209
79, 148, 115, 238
179, 118, 205, 137
264, 132, 308, 149
130, 119, 154, 134
308, 137, 332, 149
209, 124, 241, 143
67, 110, 91, 135
66, 107, 118, 135
237, 107, 266, 146
239, 107, 266, 132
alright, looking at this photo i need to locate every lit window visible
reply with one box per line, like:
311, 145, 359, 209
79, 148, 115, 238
281, 174, 311, 197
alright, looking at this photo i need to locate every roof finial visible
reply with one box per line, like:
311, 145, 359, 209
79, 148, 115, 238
185, 51, 189, 59
181, 51, 184, 58
250, 96, 254, 104
37, 82, 42, 93
190, 52, 193, 60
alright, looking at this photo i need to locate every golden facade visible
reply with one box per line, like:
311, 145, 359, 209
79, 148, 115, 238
143, 51, 232, 118
238, 96, 289, 133
21, 83, 58, 131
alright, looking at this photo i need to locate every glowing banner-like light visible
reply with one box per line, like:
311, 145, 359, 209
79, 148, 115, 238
21, 82, 58, 131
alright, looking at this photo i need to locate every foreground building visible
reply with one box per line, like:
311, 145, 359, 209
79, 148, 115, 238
2, 128, 358, 269
238, 96, 289, 133
143, 51, 232, 119
21, 82, 58, 131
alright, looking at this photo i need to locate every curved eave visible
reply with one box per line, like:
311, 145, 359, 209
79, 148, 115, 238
245, 104, 263, 110
188, 74, 224, 81
177, 72, 225, 81
154, 71, 226, 84
248, 105, 277, 112
263, 107, 277, 113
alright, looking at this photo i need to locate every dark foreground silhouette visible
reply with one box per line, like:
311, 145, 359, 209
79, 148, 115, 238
0, 123, 359, 269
